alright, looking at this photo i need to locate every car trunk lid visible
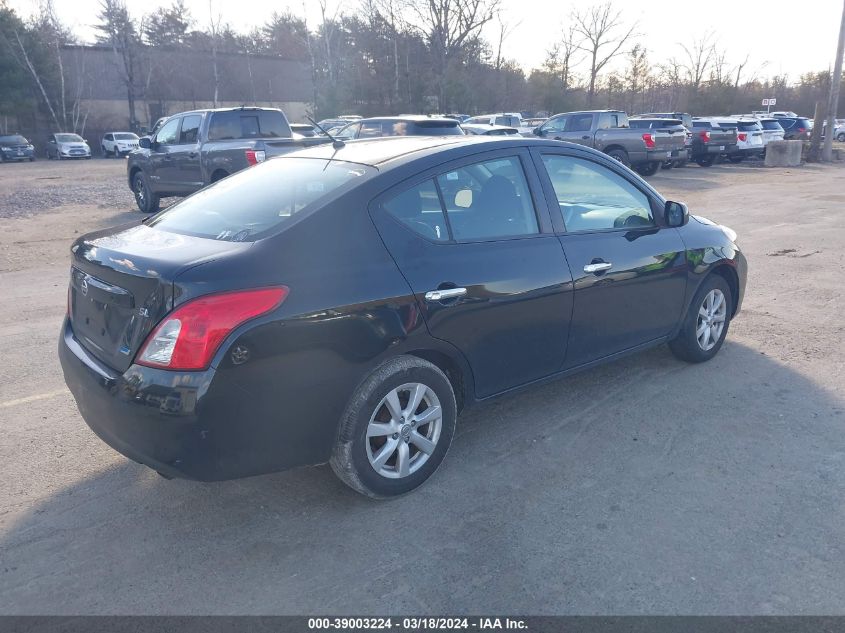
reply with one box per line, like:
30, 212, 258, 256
68, 223, 252, 373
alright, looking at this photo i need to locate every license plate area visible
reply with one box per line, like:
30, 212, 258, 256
70, 268, 135, 356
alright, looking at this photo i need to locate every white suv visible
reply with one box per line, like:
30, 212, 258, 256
463, 113, 534, 136
713, 118, 764, 162
101, 132, 140, 157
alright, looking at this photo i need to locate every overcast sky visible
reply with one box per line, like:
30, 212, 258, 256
8, 0, 843, 81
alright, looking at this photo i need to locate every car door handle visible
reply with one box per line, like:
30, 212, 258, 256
554, 136, 563, 140
584, 262, 612, 274
189, 152, 198, 158
424, 287, 467, 302
581, 135, 590, 140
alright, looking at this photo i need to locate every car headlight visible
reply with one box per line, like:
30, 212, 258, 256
0, 146, 9, 151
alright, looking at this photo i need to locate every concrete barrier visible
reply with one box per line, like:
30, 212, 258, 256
765, 140, 803, 167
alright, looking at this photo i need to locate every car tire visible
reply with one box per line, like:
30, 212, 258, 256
675, 159, 688, 168
838, 133, 845, 142
330, 356, 457, 499
669, 274, 732, 364
635, 161, 660, 177
695, 155, 715, 167
728, 155, 744, 163
132, 172, 160, 213
606, 148, 630, 168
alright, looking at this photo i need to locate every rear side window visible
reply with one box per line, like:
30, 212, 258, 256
540, 154, 654, 232
383, 180, 449, 242
148, 158, 372, 242
435, 156, 538, 240
207, 110, 291, 140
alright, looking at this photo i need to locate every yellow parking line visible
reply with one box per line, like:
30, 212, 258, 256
1, 389, 70, 408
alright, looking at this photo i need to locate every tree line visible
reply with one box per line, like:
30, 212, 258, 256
0, 0, 842, 135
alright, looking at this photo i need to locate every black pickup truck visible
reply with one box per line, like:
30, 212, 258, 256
127, 107, 329, 212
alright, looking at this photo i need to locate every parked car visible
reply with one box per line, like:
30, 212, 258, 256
756, 118, 785, 150
637, 112, 693, 129
444, 113, 470, 122
0, 134, 35, 162
628, 118, 691, 168
774, 117, 813, 140
534, 109, 687, 176
463, 113, 535, 136
59, 135, 746, 497
334, 116, 465, 139
290, 123, 318, 138
461, 124, 520, 136
46, 133, 91, 160
101, 132, 140, 157
689, 120, 738, 166
127, 107, 329, 213
711, 119, 764, 162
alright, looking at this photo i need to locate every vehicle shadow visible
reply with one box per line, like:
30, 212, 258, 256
2, 341, 844, 615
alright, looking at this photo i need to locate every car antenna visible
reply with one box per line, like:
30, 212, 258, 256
307, 116, 345, 150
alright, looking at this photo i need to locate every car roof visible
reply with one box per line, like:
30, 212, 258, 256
281, 136, 588, 168
354, 115, 459, 124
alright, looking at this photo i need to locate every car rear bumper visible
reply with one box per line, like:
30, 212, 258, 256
631, 148, 688, 163
59, 318, 326, 481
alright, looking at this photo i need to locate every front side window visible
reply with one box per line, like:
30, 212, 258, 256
436, 156, 538, 241
155, 118, 180, 145
179, 115, 202, 144
383, 179, 449, 242
540, 154, 654, 232
541, 117, 567, 134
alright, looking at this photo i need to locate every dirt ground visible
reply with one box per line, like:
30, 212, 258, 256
1, 157, 844, 615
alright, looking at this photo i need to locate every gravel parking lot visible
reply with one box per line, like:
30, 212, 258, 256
1, 157, 843, 615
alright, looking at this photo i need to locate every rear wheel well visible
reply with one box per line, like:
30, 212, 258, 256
211, 169, 229, 183
406, 350, 467, 413
709, 264, 740, 318
604, 144, 627, 156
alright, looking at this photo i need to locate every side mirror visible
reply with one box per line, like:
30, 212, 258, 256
533, 127, 543, 137
664, 200, 689, 227
138, 136, 152, 149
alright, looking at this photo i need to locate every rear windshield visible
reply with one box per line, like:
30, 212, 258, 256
147, 158, 373, 242
718, 121, 761, 131
114, 133, 138, 140
760, 120, 784, 130
409, 121, 464, 135
208, 110, 291, 140
692, 121, 712, 128
0, 135, 28, 144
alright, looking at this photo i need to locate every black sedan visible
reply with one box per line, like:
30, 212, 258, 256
59, 136, 747, 497
0, 134, 36, 162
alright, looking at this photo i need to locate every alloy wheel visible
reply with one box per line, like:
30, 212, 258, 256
696, 289, 727, 351
365, 382, 442, 479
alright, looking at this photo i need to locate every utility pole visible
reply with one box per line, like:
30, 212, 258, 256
822, 0, 845, 161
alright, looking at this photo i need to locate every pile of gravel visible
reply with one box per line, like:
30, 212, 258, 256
0, 181, 136, 219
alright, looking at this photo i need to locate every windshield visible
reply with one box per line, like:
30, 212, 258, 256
114, 133, 138, 140
147, 158, 373, 242
56, 134, 84, 143
0, 135, 28, 145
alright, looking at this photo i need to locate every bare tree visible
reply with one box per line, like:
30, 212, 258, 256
680, 31, 715, 93
95, 0, 141, 129
572, 2, 637, 106
493, 10, 519, 71
407, 0, 500, 110
207, 0, 222, 107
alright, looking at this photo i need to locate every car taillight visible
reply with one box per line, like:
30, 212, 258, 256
699, 130, 711, 142
245, 149, 266, 166
738, 132, 747, 142
136, 287, 288, 370
642, 132, 656, 149
797, 127, 806, 134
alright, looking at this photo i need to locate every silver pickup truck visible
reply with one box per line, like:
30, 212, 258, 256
127, 107, 329, 212
533, 109, 687, 176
